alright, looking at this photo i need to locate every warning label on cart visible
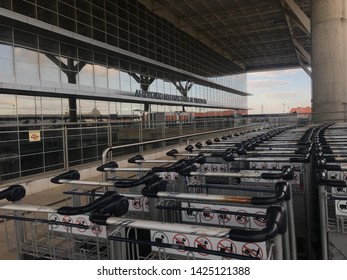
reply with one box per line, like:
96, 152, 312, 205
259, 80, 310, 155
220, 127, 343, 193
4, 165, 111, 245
242, 242, 263, 259
335, 200, 347, 216
150, 230, 267, 260
48, 213, 107, 238
128, 196, 149, 212
181, 202, 266, 229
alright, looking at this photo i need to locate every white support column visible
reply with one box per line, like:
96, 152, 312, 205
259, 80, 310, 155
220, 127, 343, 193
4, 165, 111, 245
312, 0, 347, 122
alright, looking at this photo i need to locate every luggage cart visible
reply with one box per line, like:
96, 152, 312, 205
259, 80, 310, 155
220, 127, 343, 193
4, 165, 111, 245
0, 186, 128, 260
90, 205, 286, 260
140, 179, 294, 260
316, 169, 347, 260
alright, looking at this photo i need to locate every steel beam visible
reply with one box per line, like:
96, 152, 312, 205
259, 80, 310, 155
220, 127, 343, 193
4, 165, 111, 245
284, 0, 311, 34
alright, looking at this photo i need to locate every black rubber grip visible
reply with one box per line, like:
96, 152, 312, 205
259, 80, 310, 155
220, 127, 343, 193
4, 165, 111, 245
214, 137, 220, 142
228, 206, 286, 242
0, 185, 26, 202
205, 140, 213, 145
50, 170, 81, 184
250, 182, 290, 205
185, 145, 194, 152
177, 164, 198, 176
57, 191, 128, 216
96, 161, 118, 172
89, 212, 109, 226
166, 149, 179, 157
317, 164, 341, 171
316, 169, 347, 188
289, 153, 310, 162
128, 155, 144, 163
221, 136, 227, 140
141, 177, 168, 198
222, 153, 234, 162
190, 154, 206, 164
114, 172, 158, 188
260, 166, 293, 180
195, 142, 203, 149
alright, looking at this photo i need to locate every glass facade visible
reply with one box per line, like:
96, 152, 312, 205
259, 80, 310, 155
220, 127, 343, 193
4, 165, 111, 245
0, 0, 248, 114
0, 0, 251, 183
1, 0, 242, 77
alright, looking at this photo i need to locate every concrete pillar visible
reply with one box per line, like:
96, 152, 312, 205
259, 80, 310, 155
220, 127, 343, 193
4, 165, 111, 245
312, 0, 347, 123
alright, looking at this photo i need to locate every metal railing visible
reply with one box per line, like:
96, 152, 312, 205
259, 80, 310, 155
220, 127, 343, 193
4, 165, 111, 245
0, 115, 298, 184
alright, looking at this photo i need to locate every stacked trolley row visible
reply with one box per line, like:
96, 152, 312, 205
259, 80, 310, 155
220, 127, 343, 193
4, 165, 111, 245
314, 123, 347, 259
92, 125, 304, 260
0, 124, 321, 260
165, 125, 317, 259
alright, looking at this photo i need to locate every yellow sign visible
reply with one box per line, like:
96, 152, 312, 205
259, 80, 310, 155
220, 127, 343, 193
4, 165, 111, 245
29, 130, 41, 142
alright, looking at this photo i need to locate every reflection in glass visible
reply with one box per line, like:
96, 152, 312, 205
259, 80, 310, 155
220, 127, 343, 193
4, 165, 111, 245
108, 68, 120, 90
94, 64, 107, 88
79, 64, 94, 86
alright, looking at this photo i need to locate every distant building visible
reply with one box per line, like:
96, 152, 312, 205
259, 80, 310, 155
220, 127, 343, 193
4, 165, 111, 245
289, 106, 311, 126
289, 106, 312, 115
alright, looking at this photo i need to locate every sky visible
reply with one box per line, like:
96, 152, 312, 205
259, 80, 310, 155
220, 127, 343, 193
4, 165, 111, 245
246, 68, 311, 114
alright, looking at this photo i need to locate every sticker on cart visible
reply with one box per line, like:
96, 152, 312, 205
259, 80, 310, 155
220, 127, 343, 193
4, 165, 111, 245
211, 165, 219, 173
76, 217, 88, 232
217, 239, 237, 256
164, 172, 172, 180
90, 222, 103, 235
184, 206, 197, 220
204, 164, 211, 172
62, 216, 72, 229
253, 211, 266, 227
48, 214, 60, 229
250, 163, 259, 169
260, 162, 268, 169
144, 197, 149, 209
132, 197, 143, 209
194, 236, 212, 256
270, 163, 278, 169
152, 231, 169, 244
201, 207, 214, 221
235, 210, 250, 225
336, 200, 347, 215
172, 234, 190, 252
242, 242, 263, 259
292, 163, 302, 171
218, 208, 231, 223
219, 164, 227, 173
329, 172, 341, 180
333, 186, 347, 194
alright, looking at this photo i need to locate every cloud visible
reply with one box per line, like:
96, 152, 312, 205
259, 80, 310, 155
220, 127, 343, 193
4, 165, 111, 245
248, 79, 290, 91
248, 68, 301, 79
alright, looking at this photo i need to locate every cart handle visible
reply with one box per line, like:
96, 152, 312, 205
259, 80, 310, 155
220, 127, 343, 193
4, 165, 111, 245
96, 161, 119, 171
316, 169, 347, 188
50, 170, 80, 184
261, 166, 294, 180
151, 154, 205, 172
57, 191, 129, 217
228, 206, 287, 242
142, 179, 290, 205
127, 155, 144, 163
195, 142, 203, 149
114, 172, 159, 188
0, 185, 26, 202
251, 182, 291, 205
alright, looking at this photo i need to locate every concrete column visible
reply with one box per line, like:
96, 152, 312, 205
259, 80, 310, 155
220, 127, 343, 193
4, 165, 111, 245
312, 0, 347, 123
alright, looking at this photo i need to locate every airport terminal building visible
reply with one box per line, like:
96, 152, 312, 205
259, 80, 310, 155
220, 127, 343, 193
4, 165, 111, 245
0, 0, 251, 182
